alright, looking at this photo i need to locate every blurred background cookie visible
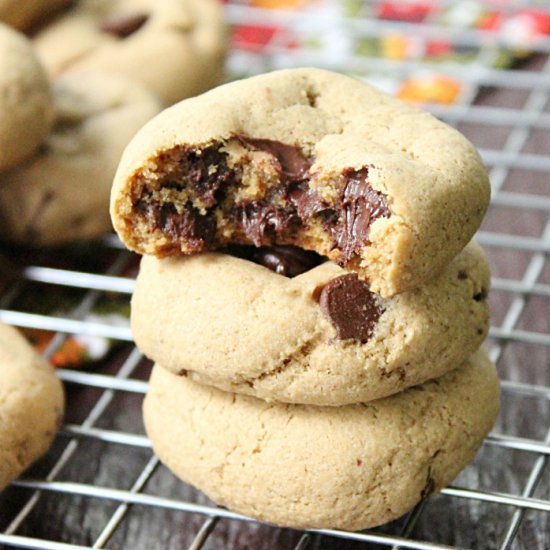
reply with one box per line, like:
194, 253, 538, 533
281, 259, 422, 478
0, 70, 161, 245
33, 0, 228, 106
0, 0, 70, 32
0, 23, 53, 172
0, 322, 64, 492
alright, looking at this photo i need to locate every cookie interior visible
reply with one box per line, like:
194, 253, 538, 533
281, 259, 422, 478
126, 135, 391, 270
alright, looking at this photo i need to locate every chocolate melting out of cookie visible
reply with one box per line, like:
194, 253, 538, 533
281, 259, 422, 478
132, 136, 391, 265
226, 244, 325, 278
319, 274, 384, 343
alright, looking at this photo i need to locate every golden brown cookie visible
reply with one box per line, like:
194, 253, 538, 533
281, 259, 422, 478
132, 241, 489, 406
0, 23, 53, 172
0, 322, 64, 491
110, 68, 490, 297
33, 0, 227, 105
144, 348, 500, 531
0, 70, 161, 245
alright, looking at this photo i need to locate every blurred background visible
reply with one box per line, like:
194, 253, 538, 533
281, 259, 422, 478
0, 1, 549, 549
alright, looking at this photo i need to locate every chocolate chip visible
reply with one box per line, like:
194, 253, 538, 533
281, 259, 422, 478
319, 274, 384, 343
331, 168, 390, 265
225, 244, 324, 277
233, 201, 300, 247
136, 137, 391, 263
186, 147, 233, 207
288, 181, 333, 220
100, 13, 148, 38
236, 136, 312, 181
251, 245, 324, 277
457, 270, 468, 280
135, 199, 215, 253
473, 289, 487, 301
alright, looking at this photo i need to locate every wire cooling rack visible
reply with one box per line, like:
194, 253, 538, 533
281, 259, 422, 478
1, 2, 550, 549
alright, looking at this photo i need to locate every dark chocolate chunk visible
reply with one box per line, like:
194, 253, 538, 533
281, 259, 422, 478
331, 168, 390, 265
225, 244, 324, 277
319, 274, 384, 343
186, 147, 233, 207
473, 289, 487, 301
233, 201, 300, 247
236, 136, 312, 181
100, 13, 148, 38
288, 181, 333, 220
251, 245, 324, 277
135, 199, 215, 252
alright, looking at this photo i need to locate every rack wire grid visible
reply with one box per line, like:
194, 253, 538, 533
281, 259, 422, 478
1, 2, 550, 549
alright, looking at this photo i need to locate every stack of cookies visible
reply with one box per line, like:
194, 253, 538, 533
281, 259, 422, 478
110, 69, 500, 531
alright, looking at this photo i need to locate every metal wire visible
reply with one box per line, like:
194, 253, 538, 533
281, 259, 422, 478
1, 3, 549, 549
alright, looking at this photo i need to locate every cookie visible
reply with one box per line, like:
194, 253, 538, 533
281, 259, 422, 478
110, 68, 490, 297
0, 322, 64, 491
132, 241, 489, 406
33, 0, 227, 106
0, 71, 161, 246
0, 23, 53, 172
144, 348, 500, 531
0, 0, 70, 32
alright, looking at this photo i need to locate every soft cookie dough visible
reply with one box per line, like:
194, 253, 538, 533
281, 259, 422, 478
111, 68, 490, 297
144, 348, 500, 531
132, 241, 490, 406
0, 71, 161, 245
0, 23, 53, 172
0, 322, 64, 491
33, 0, 227, 105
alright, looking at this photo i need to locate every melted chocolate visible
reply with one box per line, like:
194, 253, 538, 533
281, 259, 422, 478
236, 136, 312, 180
135, 199, 214, 252
331, 169, 390, 265
226, 244, 324, 277
136, 136, 391, 265
231, 137, 314, 244
288, 181, 333, 220
186, 147, 233, 207
100, 13, 148, 38
319, 274, 384, 343
233, 201, 300, 246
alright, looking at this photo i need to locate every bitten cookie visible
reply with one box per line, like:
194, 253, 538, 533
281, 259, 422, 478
144, 348, 500, 531
0, 322, 64, 491
0, 0, 70, 32
132, 241, 489, 406
0, 23, 53, 172
33, 0, 227, 106
110, 68, 490, 297
0, 71, 161, 246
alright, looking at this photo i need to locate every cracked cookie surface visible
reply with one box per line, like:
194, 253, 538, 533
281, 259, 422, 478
132, 241, 490, 406
111, 68, 490, 296
0, 322, 64, 492
144, 348, 500, 531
